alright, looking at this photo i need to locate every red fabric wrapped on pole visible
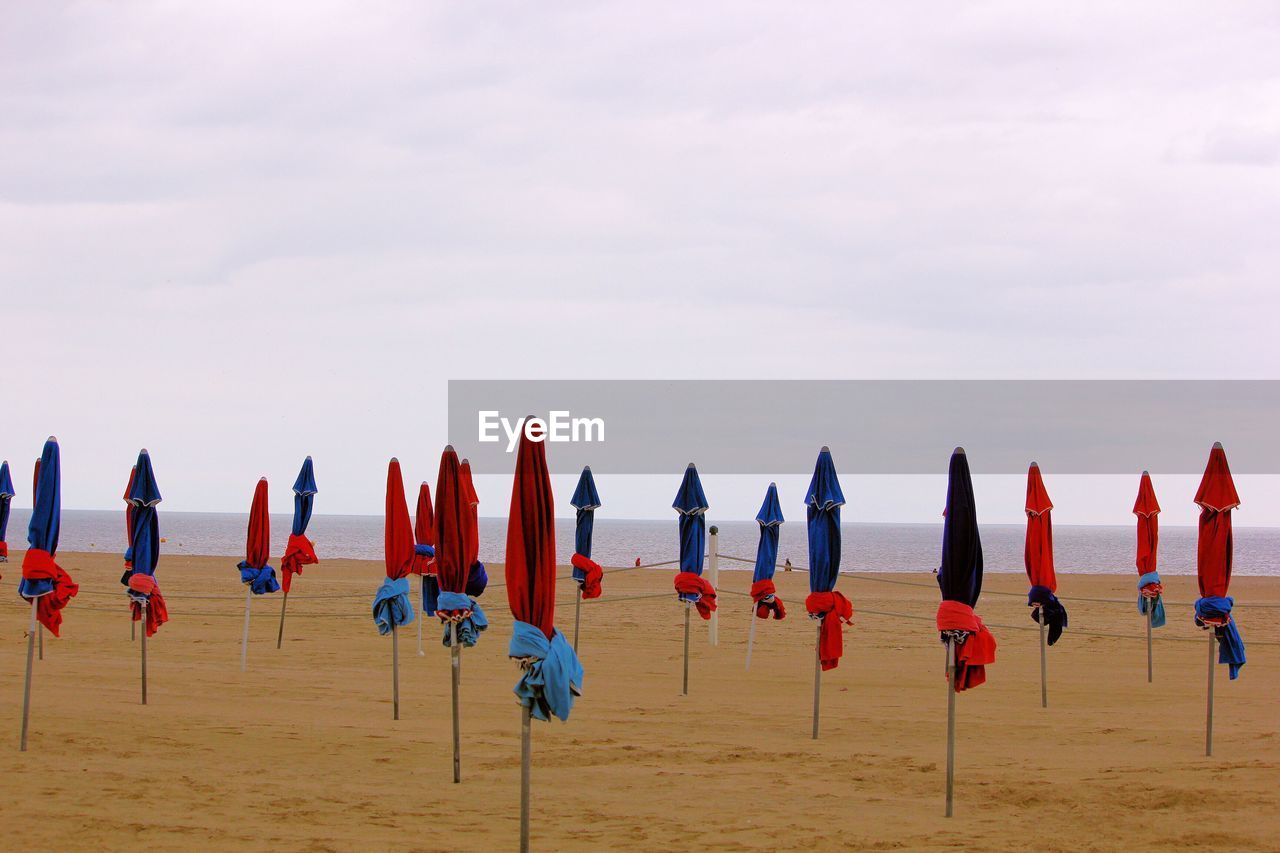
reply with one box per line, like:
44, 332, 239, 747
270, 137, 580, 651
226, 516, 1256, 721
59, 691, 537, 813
674, 572, 717, 619
935, 600, 996, 691
805, 590, 853, 671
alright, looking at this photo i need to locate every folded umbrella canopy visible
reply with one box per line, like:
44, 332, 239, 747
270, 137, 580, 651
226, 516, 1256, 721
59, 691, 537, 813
1134, 472, 1164, 626
751, 482, 786, 620
672, 463, 714, 615
805, 447, 851, 739
1195, 444, 1245, 680
935, 447, 996, 817
238, 478, 278, 671
506, 427, 584, 852
375, 458, 416, 720
19, 437, 77, 751
744, 482, 785, 671
0, 460, 14, 566
126, 450, 166, 705
1025, 463, 1067, 644
569, 466, 602, 652
411, 481, 438, 661
460, 459, 488, 599
122, 465, 137, 583
436, 449, 488, 647
281, 457, 319, 594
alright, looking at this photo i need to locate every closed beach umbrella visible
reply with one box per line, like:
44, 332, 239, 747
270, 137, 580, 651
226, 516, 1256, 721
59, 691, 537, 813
672, 463, 713, 695
434, 445, 485, 783
934, 447, 997, 816
1025, 462, 1066, 707
122, 464, 139, 640
460, 459, 488, 599
18, 437, 78, 750
1194, 442, 1245, 756
506, 427, 584, 852
744, 482, 785, 670
374, 458, 416, 720
1134, 472, 1164, 681
277, 457, 320, 648
804, 446, 852, 739
0, 460, 14, 565
237, 478, 279, 671
569, 466, 602, 651
411, 481, 438, 655
125, 450, 166, 703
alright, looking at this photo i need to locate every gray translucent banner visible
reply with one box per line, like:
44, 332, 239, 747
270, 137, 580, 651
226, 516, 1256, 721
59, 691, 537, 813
447, 380, 1280, 475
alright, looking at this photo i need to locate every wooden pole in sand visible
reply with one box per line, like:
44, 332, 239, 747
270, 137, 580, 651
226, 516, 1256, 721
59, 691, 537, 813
708, 527, 719, 646
38, 623, 43, 660
131, 617, 136, 642
19, 598, 37, 751
1152, 604, 1162, 686
520, 702, 532, 853
573, 587, 582, 652
945, 638, 956, 817
276, 591, 289, 649
391, 621, 400, 720
451, 621, 461, 783
745, 602, 758, 670
681, 601, 691, 695
1205, 630, 1215, 756
1038, 607, 1048, 708
812, 622, 822, 739
417, 577, 425, 656
239, 586, 252, 672
140, 600, 148, 705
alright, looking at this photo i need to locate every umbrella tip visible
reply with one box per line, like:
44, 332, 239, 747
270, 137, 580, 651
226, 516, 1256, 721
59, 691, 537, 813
1212, 441, 1223, 449
47, 435, 57, 442
1029, 460, 1039, 468
820, 445, 830, 453
461, 458, 469, 466
769, 481, 777, 487
1142, 469, 1149, 476
583, 465, 591, 471
140, 448, 149, 455
444, 444, 455, 453
686, 462, 696, 469
953, 446, 966, 455
259, 476, 268, 481
305, 455, 312, 461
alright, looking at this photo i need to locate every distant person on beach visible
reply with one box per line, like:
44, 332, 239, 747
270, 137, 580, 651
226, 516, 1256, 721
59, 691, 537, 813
784, 558, 792, 572
635, 557, 641, 567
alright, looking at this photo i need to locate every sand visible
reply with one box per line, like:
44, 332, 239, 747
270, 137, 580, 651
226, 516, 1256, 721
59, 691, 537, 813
0, 551, 1276, 851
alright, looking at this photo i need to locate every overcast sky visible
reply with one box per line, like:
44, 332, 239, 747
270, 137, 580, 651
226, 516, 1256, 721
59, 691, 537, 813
2, 2, 1278, 525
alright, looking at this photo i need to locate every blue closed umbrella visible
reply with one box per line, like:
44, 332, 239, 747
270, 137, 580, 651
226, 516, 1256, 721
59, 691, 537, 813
278, 456, 320, 648
672, 463, 713, 695
126, 450, 166, 702
744, 482, 786, 670
570, 466, 603, 650
291, 456, 318, 536
0, 460, 14, 563
805, 446, 850, 739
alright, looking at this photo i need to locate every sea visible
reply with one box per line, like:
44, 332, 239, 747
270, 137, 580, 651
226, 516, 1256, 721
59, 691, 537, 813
5, 509, 1279, 575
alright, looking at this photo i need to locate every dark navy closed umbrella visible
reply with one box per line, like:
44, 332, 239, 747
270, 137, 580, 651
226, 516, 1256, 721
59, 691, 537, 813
0, 460, 14, 563
804, 447, 851, 739
569, 465, 603, 651
126, 450, 166, 702
750, 483, 786, 619
281, 457, 320, 594
672, 463, 714, 616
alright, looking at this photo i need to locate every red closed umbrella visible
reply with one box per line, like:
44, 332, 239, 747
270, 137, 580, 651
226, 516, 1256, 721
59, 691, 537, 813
376, 459, 416, 719
237, 478, 278, 671
1024, 463, 1066, 708
1134, 472, 1164, 681
411, 481, 437, 655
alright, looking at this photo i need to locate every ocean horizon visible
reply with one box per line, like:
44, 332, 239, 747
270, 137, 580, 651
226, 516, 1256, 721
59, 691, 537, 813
7, 508, 1278, 576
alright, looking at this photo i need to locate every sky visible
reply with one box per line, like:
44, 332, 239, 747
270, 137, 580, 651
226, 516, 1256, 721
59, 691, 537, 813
2, 2, 1279, 525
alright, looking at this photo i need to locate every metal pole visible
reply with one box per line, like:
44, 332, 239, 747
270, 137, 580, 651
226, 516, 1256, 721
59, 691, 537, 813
1146, 605, 1153, 684
276, 591, 289, 649
745, 603, 758, 671
239, 587, 252, 672
416, 577, 425, 657
573, 587, 582, 652
131, 616, 136, 642
451, 621, 461, 783
1206, 630, 1215, 757
20, 598, 37, 751
682, 603, 691, 696
812, 623, 822, 739
141, 600, 148, 706
392, 621, 400, 721
520, 704, 531, 853
708, 528, 719, 646
1039, 607, 1047, 708
38, 624, 43, 661
945, 638, 956, 817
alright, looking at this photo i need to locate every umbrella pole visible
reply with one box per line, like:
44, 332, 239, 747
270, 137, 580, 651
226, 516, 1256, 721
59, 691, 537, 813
1206, 630, 1215, 757
276, 591, 289, 649
682, 602, 691, 696
239, 587, 252, 672
19, 598, 37, 751
573, 587, 582, 652
1039, 608, 1047, 708
745, 604, 757, 671
520, 703, 531, 853
141, 600, 148, 706
451, 621, 461, 783
416, 577, 425, 657
131, 616, 136, 642
392, 621, 400, 721
945, 638, 956, 817
38, 623, 43, 661
1146, 605, 1153, 683
812, 623, 822, 740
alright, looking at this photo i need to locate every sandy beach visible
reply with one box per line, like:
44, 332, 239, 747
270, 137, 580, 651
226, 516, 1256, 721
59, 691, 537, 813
0, 551, 1276, 851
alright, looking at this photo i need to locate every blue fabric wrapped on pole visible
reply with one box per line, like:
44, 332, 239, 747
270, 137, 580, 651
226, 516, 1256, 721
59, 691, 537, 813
466, 561, 489, 597
1028, 584, 1068, 645
1136, 571, 1166, 629
372, 576, 416, 635
239, 563, 280, 595
1195, 596, 1246, 679
0, 460, 15, 560
509, 620, 584, 722
439, 590, 488, 647
415, 544, 439, 616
